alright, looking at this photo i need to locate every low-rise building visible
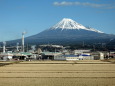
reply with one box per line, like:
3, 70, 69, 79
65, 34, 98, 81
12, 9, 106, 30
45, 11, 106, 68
91, 52, 105, 60
54, 54, 94, 61
0, 53, 13, 60
74, 49, 91, 55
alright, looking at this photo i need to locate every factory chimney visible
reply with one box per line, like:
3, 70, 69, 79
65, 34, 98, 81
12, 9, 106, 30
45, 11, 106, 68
3, 42, 6, 53
17, 43, 19, 52
22, 32, 26, 52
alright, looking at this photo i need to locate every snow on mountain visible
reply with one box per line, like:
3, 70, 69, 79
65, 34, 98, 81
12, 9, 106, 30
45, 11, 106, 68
51, 18, 104, 33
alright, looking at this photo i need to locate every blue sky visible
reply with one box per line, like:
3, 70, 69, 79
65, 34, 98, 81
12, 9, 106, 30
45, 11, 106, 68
0, 0, 115, 42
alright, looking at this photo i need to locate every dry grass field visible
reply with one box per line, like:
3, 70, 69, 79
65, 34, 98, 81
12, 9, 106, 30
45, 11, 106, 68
0, 60, 115, 86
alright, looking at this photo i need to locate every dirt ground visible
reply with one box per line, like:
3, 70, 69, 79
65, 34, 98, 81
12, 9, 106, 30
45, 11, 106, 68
0, 60, 115, 86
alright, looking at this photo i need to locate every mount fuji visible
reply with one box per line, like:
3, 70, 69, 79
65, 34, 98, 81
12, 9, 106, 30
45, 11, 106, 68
25, 18, 115, 44
50, 18, 103, 33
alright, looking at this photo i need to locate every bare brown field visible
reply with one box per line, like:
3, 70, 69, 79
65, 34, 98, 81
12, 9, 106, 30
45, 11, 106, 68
0, 61, 13, 66
103, 58, 115, 63
0, 60, 115, 86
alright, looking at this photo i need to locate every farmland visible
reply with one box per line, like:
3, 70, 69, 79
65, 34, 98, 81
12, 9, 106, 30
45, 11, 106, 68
0, 60, 115, 86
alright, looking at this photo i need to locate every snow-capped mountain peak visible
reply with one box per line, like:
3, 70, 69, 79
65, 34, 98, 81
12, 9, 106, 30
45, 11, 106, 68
51, 18, 104, 33
51, 18, 86, 30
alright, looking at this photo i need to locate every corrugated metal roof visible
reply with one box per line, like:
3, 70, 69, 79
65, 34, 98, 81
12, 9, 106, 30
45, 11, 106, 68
20, 52, 32, 55
80, 54, 91, 56
64, 55, 79, 57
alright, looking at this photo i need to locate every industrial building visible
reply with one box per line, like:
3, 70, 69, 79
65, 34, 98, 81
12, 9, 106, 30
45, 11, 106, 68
54, 54, 94, 61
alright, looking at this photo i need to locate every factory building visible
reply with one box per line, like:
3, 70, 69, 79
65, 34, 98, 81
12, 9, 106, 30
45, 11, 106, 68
54, 54, 93, 61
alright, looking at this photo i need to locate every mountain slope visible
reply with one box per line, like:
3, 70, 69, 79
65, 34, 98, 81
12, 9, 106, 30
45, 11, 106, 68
25, 18, 115, 44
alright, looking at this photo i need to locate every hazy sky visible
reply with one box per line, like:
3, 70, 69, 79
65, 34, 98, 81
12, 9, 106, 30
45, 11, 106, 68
0, 0, 115, 42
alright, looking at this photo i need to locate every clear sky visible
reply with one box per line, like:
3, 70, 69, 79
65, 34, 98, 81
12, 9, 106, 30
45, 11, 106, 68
0, 0, 115, 42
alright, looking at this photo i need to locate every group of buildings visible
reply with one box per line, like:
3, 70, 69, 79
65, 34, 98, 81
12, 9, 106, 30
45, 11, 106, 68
0, 43, 115, 61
